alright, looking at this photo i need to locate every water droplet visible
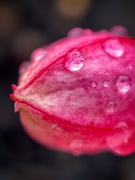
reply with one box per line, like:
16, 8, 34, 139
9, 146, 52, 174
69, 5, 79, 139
70, 139, 83, 155
128, 64, 133, 70
31, 48, 47, 62
113, 122, 128, 130
107, 130, 131, 155
19, 61, 29, 74
68, 28, 93, 37
67, 28, 83, 37
103, 80, 109, 87
110, 26, 128, 36
91, 81, 97, 87
65, 48, 84, 71
106, 101, 117, 114
52, 124, 60, 130
103, 39, 124, 57
83, 29, 93, 35
14, 102, 19, 112
116, 75, 132, 93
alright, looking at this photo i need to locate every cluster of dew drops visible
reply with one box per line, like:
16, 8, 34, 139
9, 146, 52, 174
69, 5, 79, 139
64, 31, 132, 115
63, 31, 133, 153
51, 32, 132, 154
23, 28, 133, 154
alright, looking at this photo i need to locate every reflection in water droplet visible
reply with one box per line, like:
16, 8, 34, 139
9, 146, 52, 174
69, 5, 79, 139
106, 101, 117, 114
65, 48, 84, 71
70, 139, 83, 155
31, 48, 47, 62
116, 75, 132, 93
103, 80, 109, 87
103, 39, 124, 57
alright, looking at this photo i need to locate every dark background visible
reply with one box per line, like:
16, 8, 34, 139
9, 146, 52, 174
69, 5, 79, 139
1, 0, 135, 179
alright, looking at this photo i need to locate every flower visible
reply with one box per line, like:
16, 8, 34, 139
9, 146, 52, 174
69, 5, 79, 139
11, 27, 135, 155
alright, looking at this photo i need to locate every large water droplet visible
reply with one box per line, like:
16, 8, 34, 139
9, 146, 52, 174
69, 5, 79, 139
106, 101, 117, 114
116, 75, 132, 93
65, 48, 84, 71
103, 39, 124, 57
70, 139, 83, 155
